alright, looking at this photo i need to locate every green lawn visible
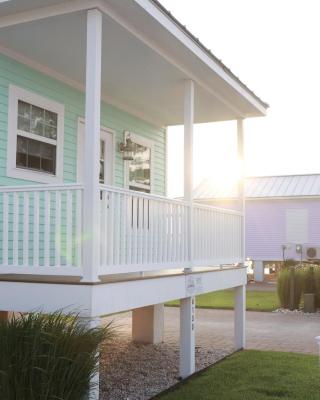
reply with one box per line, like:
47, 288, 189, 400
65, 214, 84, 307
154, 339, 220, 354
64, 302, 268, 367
157, 350, 320, 400
166, 289, 279, 312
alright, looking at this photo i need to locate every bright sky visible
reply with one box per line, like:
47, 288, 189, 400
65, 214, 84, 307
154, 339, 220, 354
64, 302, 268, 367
161, 0, 320, 198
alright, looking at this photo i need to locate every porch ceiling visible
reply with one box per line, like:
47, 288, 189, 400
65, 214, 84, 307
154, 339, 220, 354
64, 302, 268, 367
0, 0, 268, 127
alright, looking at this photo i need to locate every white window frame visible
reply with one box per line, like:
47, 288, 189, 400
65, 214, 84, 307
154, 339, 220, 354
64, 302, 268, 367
124, 131, 155, 193
7, 85, 64, 183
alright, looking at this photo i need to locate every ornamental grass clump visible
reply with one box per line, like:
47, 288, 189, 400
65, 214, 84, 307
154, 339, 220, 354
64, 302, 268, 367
277, 267, 304, 309
0, 311, 115, 400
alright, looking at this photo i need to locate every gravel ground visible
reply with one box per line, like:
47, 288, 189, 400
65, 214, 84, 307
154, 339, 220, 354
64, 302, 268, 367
99, 337, 231, 400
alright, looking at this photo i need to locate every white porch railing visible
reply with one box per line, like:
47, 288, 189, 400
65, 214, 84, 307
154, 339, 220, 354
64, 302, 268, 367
0, 184, 83, 275
193, 203, 243, 266
0, 184, 243, 276
100, 185, 243, 274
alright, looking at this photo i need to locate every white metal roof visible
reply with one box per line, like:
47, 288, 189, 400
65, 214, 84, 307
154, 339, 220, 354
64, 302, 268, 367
194, 174, 320, 199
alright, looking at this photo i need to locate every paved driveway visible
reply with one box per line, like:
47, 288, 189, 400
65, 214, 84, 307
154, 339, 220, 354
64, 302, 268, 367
108, 307, 320, 355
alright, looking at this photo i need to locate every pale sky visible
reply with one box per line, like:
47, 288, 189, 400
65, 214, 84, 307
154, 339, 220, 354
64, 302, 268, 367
161, 0, 320, 197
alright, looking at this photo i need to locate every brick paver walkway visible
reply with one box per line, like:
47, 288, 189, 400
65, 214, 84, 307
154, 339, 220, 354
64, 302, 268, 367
107, 307, 320, 355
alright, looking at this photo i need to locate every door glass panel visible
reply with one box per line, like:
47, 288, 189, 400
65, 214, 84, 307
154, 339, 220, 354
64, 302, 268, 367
99, 139, 105, 183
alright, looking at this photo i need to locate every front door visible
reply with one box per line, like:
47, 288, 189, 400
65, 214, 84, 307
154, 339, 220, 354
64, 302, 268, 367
77, 120, 114, 185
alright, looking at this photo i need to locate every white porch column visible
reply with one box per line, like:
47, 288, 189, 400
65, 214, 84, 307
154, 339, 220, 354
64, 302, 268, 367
179, 296, 195, 378
234, 285, 246, 349
82, 9, 102, 282
132, 304, 164, 344
235, 120, 246, 350
237, 119, 245, 259
254, 260, 264, 282
184, 80, 195, 270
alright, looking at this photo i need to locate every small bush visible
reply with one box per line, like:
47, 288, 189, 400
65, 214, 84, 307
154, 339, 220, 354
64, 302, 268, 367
314, 268, 320, 307
303, 266, 316, 294
0, 311, 114, 400
282, 259, 297, 269
277, 268, 303, 309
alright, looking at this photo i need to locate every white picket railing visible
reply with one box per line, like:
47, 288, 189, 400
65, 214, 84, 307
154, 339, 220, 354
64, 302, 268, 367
193, 203, 243, 266
100, 185, 190, 274
0, 183, 243, 276
100, 185, 243, 274
0, 184, 83, 275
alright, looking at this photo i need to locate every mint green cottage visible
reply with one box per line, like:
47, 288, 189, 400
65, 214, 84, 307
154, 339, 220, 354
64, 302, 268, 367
0, 1, 268, 398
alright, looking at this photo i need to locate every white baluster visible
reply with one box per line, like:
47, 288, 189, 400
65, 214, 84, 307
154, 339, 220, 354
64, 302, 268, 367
2, 193, 8, 266
23, 192, 29, 267
44, 191, 50, 267
33, 191, 40, 267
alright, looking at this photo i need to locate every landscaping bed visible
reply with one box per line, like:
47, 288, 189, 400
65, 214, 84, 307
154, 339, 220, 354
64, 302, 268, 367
156, 350, 320, 400
100, 337, 231, 400
166, 289, 279, 312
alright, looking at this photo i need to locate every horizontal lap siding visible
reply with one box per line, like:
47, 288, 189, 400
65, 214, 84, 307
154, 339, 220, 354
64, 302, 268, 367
0, 53, 166, 266
0, 53, 166, 192
246, 199, 320, 261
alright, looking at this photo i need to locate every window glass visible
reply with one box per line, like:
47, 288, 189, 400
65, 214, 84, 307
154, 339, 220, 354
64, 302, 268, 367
129, 142, 151, 192
16, 136, 56, 175
16, 100, 58, 175
17, 100, 58, 140
99, 139, 105, 183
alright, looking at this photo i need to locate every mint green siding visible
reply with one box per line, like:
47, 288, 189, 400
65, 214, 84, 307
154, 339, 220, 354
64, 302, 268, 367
0, 53, 167, 194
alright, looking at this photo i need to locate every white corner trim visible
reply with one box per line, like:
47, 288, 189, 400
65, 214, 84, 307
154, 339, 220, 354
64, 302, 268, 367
7, 84, 64, 184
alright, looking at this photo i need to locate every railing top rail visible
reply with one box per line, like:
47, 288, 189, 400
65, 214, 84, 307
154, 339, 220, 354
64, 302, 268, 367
0, 183, 83, 193
100, 184, 189, 205
193, 202, 243, 216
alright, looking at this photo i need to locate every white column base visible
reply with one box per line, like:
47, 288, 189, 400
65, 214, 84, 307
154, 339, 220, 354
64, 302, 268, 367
80, 317, 101, 400
254, 260, 264, 282
179, 296, 195, 379
234, 285, 246, 350
132, 303, 164, 344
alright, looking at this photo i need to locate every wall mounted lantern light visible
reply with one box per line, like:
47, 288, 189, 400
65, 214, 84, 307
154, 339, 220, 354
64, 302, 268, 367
119, 131, 135, 161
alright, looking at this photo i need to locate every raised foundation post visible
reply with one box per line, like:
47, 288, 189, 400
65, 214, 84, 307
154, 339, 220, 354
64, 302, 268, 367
179, 296, 195, 379
132, 304, 164, 344
0, 311, 9, 321
254, 260, 264, 282
234, 285, 246, 349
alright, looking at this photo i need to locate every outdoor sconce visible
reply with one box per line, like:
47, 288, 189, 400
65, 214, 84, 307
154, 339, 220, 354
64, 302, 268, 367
119, 131, 135, 161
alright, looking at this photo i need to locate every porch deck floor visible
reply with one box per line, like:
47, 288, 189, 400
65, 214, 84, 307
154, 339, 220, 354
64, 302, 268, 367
0, 266, 242, 285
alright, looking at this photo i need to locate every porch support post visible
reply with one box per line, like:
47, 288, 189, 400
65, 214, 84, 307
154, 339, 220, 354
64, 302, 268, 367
234, 285, 246, 349
254, 260, 264, 282
0, 311, 9, 321
235, 119, 246, 350
132, 304, 164, 344
82, 9, 102, 282
237, 119, 245, 259
184, 80, 194, 270
179, 296, 195, 379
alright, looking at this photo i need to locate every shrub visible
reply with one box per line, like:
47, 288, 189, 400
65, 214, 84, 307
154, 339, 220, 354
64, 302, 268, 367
303, 266, 316, 294
314, 268, 320, 307
0, 311, 114, 400
282, 259, 297, 269
277, 267, 304, 309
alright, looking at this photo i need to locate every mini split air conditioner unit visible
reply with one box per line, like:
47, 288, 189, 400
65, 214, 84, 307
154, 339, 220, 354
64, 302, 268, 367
306, 247, 320, 260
